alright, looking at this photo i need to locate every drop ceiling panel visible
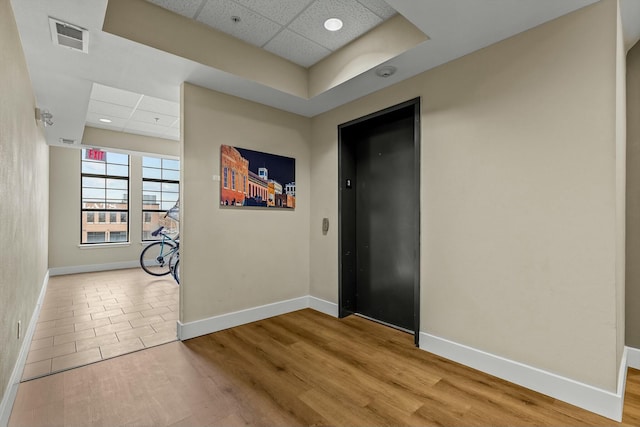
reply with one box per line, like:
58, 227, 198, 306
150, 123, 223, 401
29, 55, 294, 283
130, 109, 178, 126
197, 0, 282, 47
90, 83, 142, 107
233, 0, 314, 25
147, 0, 204, 18
356, 0, 396, 19
87, 99, 134, 119
288, 0, 383, 51
264, 29, 332, 67
86, 83, 180, 141
143, 0, 398, 67
137, 96, 180, 116
85, 112, 127, 130
124, 120, 172, 135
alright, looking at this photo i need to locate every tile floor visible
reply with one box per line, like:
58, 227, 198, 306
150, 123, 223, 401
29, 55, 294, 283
21, 268, 179, 381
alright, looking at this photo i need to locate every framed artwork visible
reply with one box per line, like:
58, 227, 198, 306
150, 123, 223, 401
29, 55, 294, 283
220, 145, 296, 209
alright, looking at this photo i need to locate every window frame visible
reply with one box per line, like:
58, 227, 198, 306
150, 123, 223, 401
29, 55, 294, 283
142, 156, 180, 241
80, 149, 130, 245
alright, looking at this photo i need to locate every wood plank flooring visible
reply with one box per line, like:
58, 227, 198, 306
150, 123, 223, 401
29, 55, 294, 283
9, 308, 640, 426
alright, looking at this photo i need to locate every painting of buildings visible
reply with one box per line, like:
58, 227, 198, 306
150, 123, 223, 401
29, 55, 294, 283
220, 145, 295, 209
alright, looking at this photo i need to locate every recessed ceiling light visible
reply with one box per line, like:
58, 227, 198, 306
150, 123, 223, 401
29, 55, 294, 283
324, 18, 343, 32
98, 118, 112, 123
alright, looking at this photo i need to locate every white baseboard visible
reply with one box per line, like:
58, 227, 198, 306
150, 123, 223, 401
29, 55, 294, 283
177, 295, 338, 341
626, 346, 640, 369
0, 270, 50, 427
420, 332, 625, 422
308, 296, 339, 317
49, 261, 139, 276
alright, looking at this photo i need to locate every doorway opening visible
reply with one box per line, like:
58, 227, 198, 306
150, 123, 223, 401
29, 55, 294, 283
338, 98, 421, 345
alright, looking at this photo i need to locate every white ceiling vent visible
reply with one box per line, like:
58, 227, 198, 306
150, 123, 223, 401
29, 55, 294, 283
59, 138, 77, 145
49, 17, 88, 53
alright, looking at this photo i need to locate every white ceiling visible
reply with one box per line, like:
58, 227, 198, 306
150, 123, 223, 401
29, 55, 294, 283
86, 83, 180, 140
147, 0, 397, 67
9, 0, 640, 148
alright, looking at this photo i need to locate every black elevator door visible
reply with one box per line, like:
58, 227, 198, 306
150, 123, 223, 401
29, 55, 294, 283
354, 115, 415, 331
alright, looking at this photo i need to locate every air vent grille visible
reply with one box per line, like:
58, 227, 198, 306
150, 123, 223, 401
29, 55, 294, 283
49, 17, 88, 53
60, 138, 77, 145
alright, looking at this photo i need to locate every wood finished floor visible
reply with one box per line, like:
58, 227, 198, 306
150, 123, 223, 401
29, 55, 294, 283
9, 308, 640, 426
22, 268, 179, 380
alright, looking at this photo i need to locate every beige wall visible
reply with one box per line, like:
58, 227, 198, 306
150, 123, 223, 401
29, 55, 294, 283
0, 0, 49, 408
310, 0, 621, 391
180, 83, 310, 323
48, 129, 179, 269
626, 41, 640, 347
308, 15, 427, 97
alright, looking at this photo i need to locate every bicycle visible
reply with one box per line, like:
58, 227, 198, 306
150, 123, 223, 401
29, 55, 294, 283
140, 226, 179, 279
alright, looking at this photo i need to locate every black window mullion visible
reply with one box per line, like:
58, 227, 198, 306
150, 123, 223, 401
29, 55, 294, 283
81, 149, 129, 244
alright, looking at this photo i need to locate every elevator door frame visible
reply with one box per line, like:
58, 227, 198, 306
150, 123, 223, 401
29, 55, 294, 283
338, 98, 421, 346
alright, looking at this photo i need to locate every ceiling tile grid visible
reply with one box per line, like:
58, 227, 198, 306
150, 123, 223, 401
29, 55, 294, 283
87, 99, 135, 120
355, 0, 396, 19
91, 84, 143, 107
264, 29, 332, 67
86, 83, 180, 141
233, 0, 315, 25
197, 0, 282, 47
145, 0, 397, 67
137, 96, 181, 116
287, 0, 383, 51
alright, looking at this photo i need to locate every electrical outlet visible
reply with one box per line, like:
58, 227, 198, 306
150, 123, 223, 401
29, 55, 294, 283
17, 320, 21, 340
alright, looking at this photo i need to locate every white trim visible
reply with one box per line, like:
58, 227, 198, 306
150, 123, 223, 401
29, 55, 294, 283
178, 296, 309, 340
0, 270, 50, 427
419, 332, 625, 421
308, 296, 339, 317
616, 347, 629, 418
177, 296, 338, 341
49, 260, 139, 276
77, 242, 130, 249
626, 346, 640, 369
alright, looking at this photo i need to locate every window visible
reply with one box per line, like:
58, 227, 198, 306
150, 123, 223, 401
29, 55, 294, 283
86, 231, 106, 243
231, 170, 236, 190
81, 150, 129, 244
109, 231, 127, 242
223, 167, 228, 188
142, 156, 180, 240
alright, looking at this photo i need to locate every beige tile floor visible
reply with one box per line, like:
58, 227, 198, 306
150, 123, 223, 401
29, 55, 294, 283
21, 268, 179, 381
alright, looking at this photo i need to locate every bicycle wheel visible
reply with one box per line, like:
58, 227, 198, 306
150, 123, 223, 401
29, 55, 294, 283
172, 259, 180, 284
140, 241, 176, 276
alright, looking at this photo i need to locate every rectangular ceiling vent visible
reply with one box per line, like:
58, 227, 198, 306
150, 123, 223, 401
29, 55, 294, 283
59, 138, 77, 145
49, 17, 88, 53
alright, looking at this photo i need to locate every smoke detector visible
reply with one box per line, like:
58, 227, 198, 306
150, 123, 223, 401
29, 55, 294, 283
49, 17, 88, 53
375, 65, 397, 78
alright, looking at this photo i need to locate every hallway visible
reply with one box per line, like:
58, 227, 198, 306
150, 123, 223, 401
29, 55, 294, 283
22, 269, 179, 380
